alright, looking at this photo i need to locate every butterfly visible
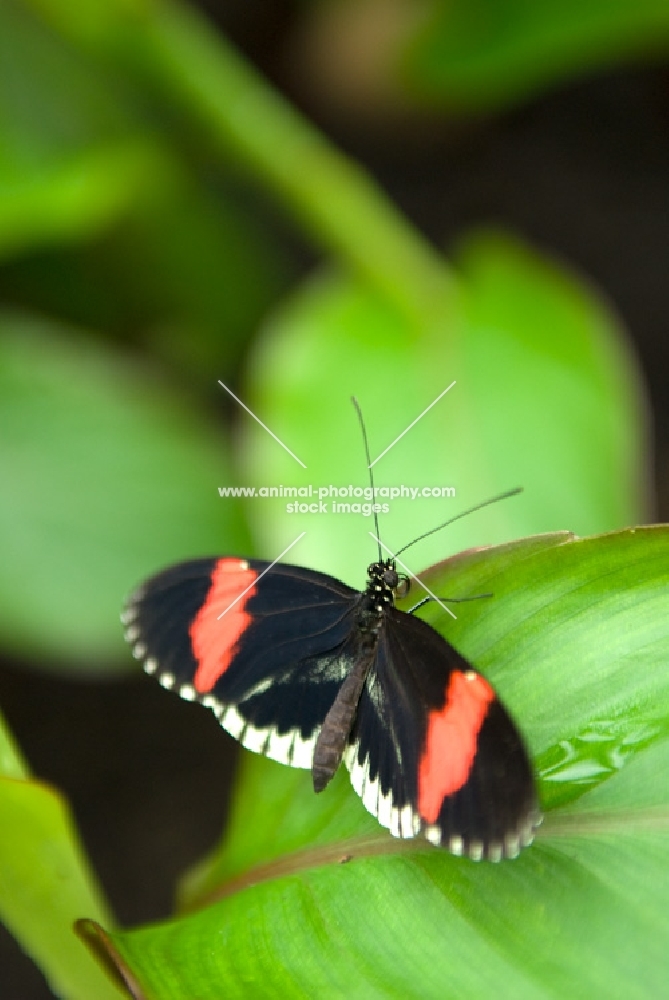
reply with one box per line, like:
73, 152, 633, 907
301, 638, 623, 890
123, 541, 540, 861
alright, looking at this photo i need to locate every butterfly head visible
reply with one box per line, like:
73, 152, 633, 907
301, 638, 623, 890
366, 560, 411, 604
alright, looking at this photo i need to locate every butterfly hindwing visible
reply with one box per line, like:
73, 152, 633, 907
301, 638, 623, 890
124, 557, 363, 768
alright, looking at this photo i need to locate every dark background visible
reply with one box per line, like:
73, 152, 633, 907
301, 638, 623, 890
2, 3, 669, 996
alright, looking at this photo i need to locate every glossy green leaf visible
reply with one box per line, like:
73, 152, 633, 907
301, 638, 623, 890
404, 0, 669, 110
0, 311, 249, 667
85, 527, 669, 998
0, 708, 123, 999
236, 230, 645, 590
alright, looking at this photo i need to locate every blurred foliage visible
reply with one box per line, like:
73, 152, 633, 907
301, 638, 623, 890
0, 1, 290, 372
0, 0, 666, 996
240, 230, 644, 586
404, 0, 669, 110
0, 710, 123, 998
0, 311, 250, 666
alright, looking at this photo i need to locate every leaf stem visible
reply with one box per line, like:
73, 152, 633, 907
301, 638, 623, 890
143, 2, 455, 325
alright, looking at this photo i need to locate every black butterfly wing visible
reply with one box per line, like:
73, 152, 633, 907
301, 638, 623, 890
123, 557, 363, 768
345, 607, 540, 860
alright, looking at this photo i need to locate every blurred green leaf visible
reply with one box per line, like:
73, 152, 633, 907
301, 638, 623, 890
0, 311, 250, 668
1, 1, 129, 154
110, 178, 290, 378
83, 527, 669, 998
0, 708, 123, 999
0, 161, 289, 377
452, 229, 646, 530
0, 1, 167, 257
0, 705, 29, 780
237, 230, 645, 589
0, 139, 170, 261
0, 2, 288, 369
404, 0, 669, 110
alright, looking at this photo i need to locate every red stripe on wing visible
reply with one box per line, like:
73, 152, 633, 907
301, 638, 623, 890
418, 670, 494, 823
190, 559, 258, 692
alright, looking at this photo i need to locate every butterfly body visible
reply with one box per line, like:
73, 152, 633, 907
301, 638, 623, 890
124, 555, 540, 861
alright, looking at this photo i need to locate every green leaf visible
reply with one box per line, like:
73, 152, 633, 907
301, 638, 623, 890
404, 0, 669, 111
236, 230, 645, 590
0, 310, 250, 667
0, 708, 123, 999
82, 527, 669, 997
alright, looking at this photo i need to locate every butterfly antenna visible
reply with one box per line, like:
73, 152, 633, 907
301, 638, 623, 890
395, 487, 523, 558
352, 396, 382, 562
